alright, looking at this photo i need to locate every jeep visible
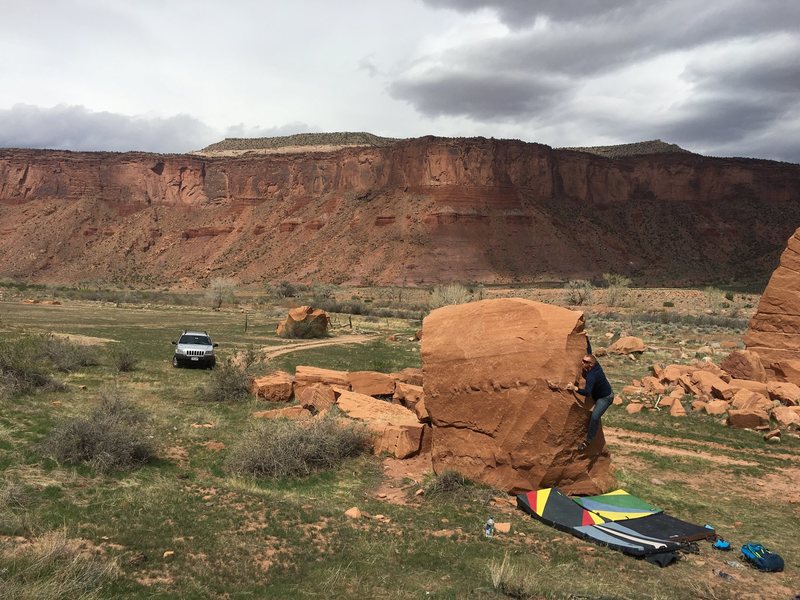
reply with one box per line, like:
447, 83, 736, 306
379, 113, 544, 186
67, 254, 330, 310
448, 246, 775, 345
172, 330, 218, 368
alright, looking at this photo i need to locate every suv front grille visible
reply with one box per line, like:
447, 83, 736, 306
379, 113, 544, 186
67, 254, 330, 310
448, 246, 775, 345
185, 350, 206, 356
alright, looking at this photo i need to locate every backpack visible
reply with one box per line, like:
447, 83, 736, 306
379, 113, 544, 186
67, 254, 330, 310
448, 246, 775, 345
741, 543, 784, 572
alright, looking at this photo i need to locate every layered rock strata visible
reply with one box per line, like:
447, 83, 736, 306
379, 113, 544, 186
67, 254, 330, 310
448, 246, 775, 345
1, 137, 799, 286
745, 227, 800, 383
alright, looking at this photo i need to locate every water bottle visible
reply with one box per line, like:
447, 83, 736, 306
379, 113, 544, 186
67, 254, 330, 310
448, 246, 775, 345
484, 516, 495, 537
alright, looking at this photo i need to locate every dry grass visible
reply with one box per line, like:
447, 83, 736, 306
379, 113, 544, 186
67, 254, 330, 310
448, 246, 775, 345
0, 528, 118, 600
226, 415, 371, 479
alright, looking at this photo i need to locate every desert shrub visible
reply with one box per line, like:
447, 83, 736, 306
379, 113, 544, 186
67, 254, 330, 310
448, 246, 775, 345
41, 335, 100, 373
605, 310, 748, 329
602, 272, 631, 307
429, 283, 473, 308
197, 359, 251, 402
110, 346, 138, 373
274, 281, 298, 298
724, 291, 735, 301
663, 301, 675, 307
207, 277, 237, 309
704, 286, 725, 314
564, 279, 594, 305
226, 416, 371, 479
42, 388, 155, 473
0, 336, 62, 398
311, 282, 336, 303
423, 470, 471, 496
0, 527, 117, 600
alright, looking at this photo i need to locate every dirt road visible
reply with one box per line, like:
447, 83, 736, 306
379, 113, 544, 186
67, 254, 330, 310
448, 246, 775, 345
261, 333, 379, 360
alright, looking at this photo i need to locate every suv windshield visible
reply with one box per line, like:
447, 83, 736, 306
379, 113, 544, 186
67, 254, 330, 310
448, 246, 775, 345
179, 335, 211, 345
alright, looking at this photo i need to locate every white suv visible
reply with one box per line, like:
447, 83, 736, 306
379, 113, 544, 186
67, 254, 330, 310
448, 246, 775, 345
172, 330, 217, 368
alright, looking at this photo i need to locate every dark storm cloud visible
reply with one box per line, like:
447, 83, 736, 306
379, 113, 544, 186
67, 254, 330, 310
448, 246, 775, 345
621, 39, 800, 160
423, 0, 642, 26
394, 1, 800, 162
0, 104, 217, 153
389, 71, 567, 120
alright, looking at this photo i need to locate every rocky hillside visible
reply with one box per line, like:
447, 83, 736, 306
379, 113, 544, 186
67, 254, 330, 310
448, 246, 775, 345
197, 132, 400, 156
1, 136, 799, 288
561, 139, 694, 158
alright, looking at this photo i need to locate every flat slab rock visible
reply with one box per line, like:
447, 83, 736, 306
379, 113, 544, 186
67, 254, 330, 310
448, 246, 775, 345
422, 298, 614, 495
336, 390, 424, 459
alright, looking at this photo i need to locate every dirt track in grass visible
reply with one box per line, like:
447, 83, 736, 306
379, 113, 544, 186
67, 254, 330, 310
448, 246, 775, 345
260, 333, 379, 360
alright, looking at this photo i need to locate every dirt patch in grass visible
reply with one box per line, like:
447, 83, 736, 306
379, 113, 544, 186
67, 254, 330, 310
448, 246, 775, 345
372, 454, 433, 505
164, 446, 188, 467
51, 333, 117, 345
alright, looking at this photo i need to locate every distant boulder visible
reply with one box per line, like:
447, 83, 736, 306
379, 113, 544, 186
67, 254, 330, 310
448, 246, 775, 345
276, 306, 330, 339
607, 336, 645, 355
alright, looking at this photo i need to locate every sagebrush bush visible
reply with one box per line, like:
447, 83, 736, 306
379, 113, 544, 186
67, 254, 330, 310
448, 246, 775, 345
197, 359, 251, 402
423, 470, 471, 496
421, 470, 495, 504
565, 279, 594, 305
0, 336, 63, 398
226, 416, 371, 478
429, 283, 473, 309
110, 346, 139, 372
602, 272, 631, 307
41, 335, 100, 373
42, 388, 155, 473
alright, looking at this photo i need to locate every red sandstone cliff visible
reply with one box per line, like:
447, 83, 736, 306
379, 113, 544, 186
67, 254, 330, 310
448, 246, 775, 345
1, 137, 799, 287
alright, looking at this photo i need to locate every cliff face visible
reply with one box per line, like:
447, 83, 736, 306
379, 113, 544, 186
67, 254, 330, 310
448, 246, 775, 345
1, 137, 799, 287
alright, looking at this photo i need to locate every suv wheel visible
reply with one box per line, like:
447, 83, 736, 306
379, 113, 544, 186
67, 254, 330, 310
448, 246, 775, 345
172, 356, 180, 368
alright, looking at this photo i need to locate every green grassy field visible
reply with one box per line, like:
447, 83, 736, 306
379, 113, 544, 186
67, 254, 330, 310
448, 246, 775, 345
0, 297, 798, 599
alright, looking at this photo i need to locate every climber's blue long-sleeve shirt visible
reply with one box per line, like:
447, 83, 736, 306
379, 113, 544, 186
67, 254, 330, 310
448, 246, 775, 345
576, 363, 613, 400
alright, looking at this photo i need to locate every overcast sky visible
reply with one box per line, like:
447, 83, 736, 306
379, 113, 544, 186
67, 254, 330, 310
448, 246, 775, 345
1, 0, 798, 162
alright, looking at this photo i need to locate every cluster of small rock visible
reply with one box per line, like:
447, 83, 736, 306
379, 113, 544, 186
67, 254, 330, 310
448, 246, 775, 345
619, 349, 800, 441
249, 366, 429, 459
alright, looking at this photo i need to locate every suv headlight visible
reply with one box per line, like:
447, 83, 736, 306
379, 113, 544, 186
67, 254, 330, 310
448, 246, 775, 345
205, 349, 214, 355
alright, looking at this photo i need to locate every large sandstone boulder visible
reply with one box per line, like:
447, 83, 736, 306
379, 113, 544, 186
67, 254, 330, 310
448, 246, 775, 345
744, 228, 800, 383
276, 306, 330, 338
422, 298, 614, 495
